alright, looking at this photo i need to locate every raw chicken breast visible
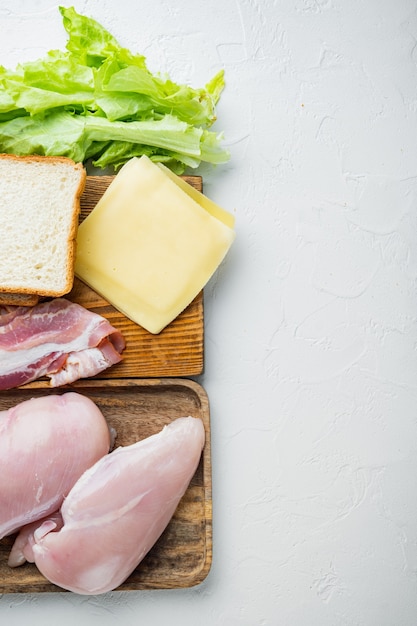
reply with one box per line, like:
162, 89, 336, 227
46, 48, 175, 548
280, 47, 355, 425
21, 416, 205, 595
0, 393, 111, 539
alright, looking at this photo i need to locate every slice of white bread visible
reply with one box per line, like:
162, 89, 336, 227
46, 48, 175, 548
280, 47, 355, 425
0, 292, 40, 306
0, 154, 86, 297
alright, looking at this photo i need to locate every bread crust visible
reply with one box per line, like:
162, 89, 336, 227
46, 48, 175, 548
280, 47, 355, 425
0, 293, 40, 306
0, 154, 86, 298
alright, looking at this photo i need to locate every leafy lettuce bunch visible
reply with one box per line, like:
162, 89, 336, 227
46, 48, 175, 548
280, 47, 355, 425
0, 6, 229, 172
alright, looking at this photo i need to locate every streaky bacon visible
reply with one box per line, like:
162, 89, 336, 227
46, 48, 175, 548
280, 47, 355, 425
0, 298, 125, 390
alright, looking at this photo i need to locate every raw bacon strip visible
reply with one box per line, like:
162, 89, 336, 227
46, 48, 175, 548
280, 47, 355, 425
0, 298, 125, 390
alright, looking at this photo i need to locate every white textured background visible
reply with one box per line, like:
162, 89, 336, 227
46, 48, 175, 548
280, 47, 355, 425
1, 1, 417, 624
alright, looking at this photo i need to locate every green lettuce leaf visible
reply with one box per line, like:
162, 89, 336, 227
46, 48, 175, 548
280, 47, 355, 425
0, 111, 87, 161
60, 6, 121, 67
0, 5, 229, 172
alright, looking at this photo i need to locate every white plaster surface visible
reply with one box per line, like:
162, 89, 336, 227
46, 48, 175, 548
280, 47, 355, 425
0, 0, 417, 624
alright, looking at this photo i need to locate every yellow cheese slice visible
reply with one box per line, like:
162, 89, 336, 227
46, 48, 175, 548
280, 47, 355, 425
75, 155, 235, 334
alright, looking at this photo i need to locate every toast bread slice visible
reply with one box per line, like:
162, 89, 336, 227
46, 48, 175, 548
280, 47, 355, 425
0, 154, 86, 298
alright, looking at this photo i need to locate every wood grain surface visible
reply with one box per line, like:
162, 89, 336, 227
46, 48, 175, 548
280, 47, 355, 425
0, 378, 212, 593
69, 173, 205, 379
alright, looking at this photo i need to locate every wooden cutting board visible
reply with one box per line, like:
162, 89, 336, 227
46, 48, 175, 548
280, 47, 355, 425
0, 378, 211, 593
69, 173, 204, 378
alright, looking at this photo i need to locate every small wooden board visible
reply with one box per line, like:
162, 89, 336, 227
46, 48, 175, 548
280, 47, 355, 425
69, 174, 204, 379
0, 378, 211, 593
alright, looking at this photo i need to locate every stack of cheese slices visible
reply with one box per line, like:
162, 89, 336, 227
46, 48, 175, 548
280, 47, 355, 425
0, 154, 86, 306
75, 155, 235, 334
